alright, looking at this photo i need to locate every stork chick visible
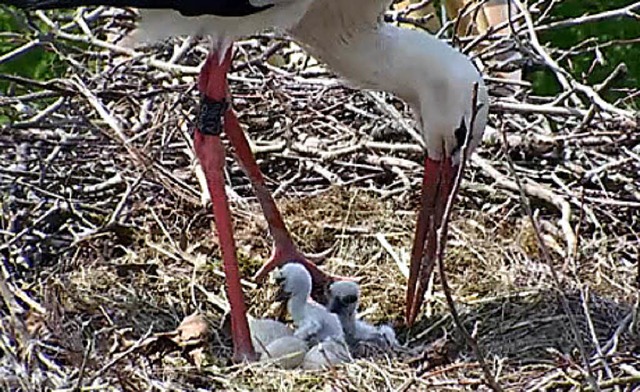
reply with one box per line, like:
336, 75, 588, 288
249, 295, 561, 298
273, 263, 345, 346
260, 335, 309, 369
302, 337, 351, 370
250, 318, 350, 369
248, 317, 294, 355
328, 281, 398, 348
272, 263, 351, 368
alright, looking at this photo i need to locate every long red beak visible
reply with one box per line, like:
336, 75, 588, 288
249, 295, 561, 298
405, 156, 457, 326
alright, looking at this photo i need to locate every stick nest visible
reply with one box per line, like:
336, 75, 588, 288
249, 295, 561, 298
1, 2, 639, 391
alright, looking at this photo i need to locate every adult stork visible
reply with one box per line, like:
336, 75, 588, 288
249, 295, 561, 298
288, 0, 489, 326
4, 0, 489, 360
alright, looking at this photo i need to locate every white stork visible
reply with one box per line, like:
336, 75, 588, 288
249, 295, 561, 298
5, 0, 489, 361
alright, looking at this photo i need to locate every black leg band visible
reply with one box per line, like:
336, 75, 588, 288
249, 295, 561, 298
198, 95, 230, 136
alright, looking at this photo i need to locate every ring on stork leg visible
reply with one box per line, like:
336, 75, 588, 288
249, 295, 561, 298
198, 96, 231, 136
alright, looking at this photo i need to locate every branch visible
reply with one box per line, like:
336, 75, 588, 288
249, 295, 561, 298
435, 83, 503, 392
536, 2, 640, 31
499, 131, 601, 392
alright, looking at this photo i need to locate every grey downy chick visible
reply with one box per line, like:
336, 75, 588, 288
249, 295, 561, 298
273, 263, 351, 368
249, 317, 294, 354
273, 263, 345, 345
328, 281, 398, 348
248, 317, 309, 369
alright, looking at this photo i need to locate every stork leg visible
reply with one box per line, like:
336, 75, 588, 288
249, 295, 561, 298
194, 48, 255, 361
198, 46, 338, 301
222, 110, 336, 288
406, 157, 456, 326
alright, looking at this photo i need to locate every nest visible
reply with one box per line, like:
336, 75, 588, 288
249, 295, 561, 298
1, 2, 639, 391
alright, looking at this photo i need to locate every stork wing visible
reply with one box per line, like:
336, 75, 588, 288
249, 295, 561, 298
293, 319, 322, 342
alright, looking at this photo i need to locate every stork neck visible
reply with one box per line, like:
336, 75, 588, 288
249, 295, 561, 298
338, 310, 357, 338
291, 14, 487, 160
287, 292, 309, 323
291, 21, 426, 108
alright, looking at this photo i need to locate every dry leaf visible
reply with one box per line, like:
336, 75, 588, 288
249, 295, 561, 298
187, 346, 207, 369
175, 313, 210, 345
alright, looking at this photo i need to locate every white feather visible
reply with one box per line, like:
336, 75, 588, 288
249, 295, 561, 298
289, 0, 488, 162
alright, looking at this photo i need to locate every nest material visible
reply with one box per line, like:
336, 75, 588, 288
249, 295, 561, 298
1, 2, 639, 391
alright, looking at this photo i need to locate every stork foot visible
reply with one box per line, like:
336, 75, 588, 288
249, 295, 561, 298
253, 245, 352, 303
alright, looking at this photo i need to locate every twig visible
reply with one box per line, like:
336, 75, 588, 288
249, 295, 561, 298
491, 100, 587, 117
472, 155, 577, 261
73, 338, 94, 391
435, 83, 503, 392
0, 203, 63, 252
90, 325, 155, 382
499, 131, 600, 392
0, 39, 43, 66
366, 91, 426, 150
536, 2, 640, 31
517, 2, 636, 121
581, 288, 616, 390
375, 233, 409, 279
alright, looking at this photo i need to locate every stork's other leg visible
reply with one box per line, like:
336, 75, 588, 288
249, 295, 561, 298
194, 48, 255, 361
406, 157, 456, 326
222, 108, 339, 289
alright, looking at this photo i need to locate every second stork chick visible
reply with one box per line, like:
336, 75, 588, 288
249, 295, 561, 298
249, 317, 307, 368
328, 281, 398, 349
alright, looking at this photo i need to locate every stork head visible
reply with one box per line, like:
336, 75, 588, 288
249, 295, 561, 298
416, 80, 489, 165
327, 281, 360, 317
273, 262, 312, 301
406, 79, 490, 326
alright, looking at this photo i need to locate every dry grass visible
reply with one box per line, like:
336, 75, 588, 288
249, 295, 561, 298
1, 2, 639, 391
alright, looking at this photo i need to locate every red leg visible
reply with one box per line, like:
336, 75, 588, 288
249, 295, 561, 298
406, 157, 456, 326
222, 109, 335, 286
194, 48, 255, 361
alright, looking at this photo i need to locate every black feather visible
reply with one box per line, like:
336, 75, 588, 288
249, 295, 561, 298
453, 117, 469, 154
1, 0, 273, 17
